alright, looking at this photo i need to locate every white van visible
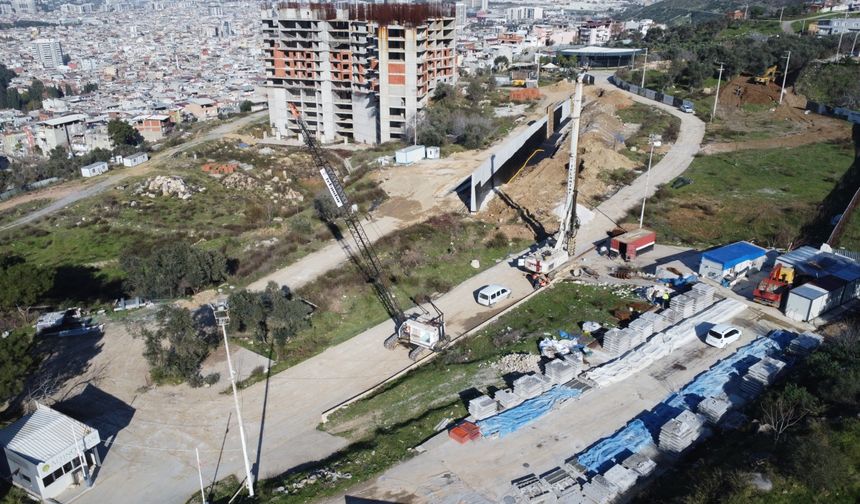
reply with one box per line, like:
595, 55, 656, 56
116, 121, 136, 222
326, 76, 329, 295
476, 285, 512, 307
705, 324, 742, 349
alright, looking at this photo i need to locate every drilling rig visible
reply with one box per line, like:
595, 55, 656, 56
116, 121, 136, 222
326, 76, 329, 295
519, 74, 585, 278
289, 104, 447, 360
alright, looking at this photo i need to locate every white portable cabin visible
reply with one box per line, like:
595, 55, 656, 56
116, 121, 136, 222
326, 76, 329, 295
425, 146, 441, 159
395, 145, 425, 165
121, 152, 148, 167
784, 283, 829, 322
80, 161, 108, 178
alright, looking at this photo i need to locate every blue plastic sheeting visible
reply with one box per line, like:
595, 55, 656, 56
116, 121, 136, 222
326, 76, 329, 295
702, 241, 767, 270
477, 386, 581, 438
666, 331, 794, 410
576, 419, 653, 473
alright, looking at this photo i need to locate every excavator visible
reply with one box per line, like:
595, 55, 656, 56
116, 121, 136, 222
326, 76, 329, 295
289, 104, 447, 361
752, 65, 778, 85
519, 74, 585, 284
753, 264, 795, 307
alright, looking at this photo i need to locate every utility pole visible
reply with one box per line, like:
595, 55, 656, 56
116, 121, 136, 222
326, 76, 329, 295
837, 12, 848, 60
711, 62, 724, 123
779, 51, 791, 105
852, 31, 860, 58
744, 4, 748, 20
212, 304, 254, 498
639, 135, 662, 229
640, 47, 648, 88
195, 448, 207, 504
779, 7, 785, 22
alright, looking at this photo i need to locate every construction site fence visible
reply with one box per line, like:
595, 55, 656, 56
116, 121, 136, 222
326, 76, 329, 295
608, 76, 693, 111
805, 101, 860, 125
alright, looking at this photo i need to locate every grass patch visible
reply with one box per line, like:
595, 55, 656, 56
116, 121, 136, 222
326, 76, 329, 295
629, 141, 856, 248
0, 198, 51, 227
716, 20, 782, 39
617, 103, 680, 168
234, 214, 530, 388
197, 282, 636, 503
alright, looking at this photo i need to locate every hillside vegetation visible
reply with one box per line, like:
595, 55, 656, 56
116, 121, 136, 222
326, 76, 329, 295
797, 61, 860, 108
623, 0, 803, 24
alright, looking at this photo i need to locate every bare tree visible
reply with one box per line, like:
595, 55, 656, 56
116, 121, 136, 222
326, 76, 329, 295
760, 383, 821, 443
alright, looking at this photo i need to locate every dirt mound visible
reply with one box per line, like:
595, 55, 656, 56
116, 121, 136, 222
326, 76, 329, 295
719, 76, 782, 108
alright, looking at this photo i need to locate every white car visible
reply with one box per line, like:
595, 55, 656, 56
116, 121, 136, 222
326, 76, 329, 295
680, 103, 694, 113
476, 285, 512, 307
705, 324, 742, 349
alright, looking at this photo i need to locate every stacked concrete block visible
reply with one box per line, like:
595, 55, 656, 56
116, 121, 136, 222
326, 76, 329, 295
545, 359, 577, 385
697, 395, 733, 424
659, 410, 705, 453
535, 373, 554, 393
639, 311, 669, 333
512, 474, 553, 502
580, 475, 617, 504
622, 452, 656, 477
661, 307, 683, 325
670, 293, 696, 318
468, 395, 499, 420
564, 457, 588, 481
788, 332, 824, 356
494, 388, 523, 410
603, 464, 639, 494
741, 356, 786, 398
603, 328, 635, 356
540, 467, 581, 498
513, 374, 545, 400
562, 351, 584, 370
690, 282, 716, 309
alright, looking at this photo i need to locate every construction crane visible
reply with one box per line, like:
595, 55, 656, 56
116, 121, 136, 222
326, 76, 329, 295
519, 74, 585, 280
288, 104, 447, 360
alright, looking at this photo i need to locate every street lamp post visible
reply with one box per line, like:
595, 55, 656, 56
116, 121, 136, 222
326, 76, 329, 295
639, 136, 662, 229
212, 303, 255, 498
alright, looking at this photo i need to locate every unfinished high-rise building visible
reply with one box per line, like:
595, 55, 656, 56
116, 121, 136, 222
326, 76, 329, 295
262, 2, 457, 145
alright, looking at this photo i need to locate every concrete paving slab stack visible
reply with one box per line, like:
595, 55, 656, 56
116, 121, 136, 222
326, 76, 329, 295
540, 467, 581, 499
788, 332, 824, 356
562, 351, 584, 372
690, 282, 716, 310
580, 475, 617, 504
545, 359, 577, 385
659, 410, 706, 453
514, 375, 545, 400
601, 328, 629, 356
535, 373, 554, 393
697, 395, 733, 424
661, 307, 682, 325
621, 452, 657, 477
740, 356, 787, 398
495, 388, 524, 410
564, 457, 588, 481
512, 474, 553, 502
468, 395, 499, 420
602, 464, 639, 494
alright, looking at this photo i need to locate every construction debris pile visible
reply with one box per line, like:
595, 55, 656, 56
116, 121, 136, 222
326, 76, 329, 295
135, 175, 201, 200
492, 353, 542, 374
506, 330, 821, 504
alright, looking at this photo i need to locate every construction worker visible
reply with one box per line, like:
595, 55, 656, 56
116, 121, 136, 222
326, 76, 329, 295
662, 290, 671, 309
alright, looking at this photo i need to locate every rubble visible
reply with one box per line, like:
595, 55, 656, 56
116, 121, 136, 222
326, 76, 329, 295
135, 175, 199, 200
221, 172, 260, 190
287, 467, 352, 492
492, 353, 541, 374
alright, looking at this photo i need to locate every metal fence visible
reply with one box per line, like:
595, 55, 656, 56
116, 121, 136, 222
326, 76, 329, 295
608, 75, 694, 111
806, 101, 860, 125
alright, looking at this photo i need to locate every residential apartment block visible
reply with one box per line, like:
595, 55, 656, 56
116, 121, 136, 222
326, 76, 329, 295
262, 3, 457, 144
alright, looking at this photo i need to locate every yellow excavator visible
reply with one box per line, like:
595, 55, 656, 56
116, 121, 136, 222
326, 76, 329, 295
752, 65, 777, 85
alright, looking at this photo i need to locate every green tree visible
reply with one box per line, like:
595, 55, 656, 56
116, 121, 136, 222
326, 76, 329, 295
82, 82, 98, 94
0, 256, 54, 322
107, 118, 143, 147
64, 83, 73, 96
0, 329, 34, 405
239, 100, 252, 113
134, 306, 216, 386
5, 88, 21, 110
760, 383, 822, 443
493, 55, 509, 70
120, 242, 229, 299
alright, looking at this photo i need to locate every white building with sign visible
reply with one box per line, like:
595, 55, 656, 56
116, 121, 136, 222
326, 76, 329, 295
0, 403, 101, 500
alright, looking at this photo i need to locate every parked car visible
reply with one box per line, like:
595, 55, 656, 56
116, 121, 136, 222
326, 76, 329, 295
705, 324, 742, 348
476, 285, 512, 307
680, 103, 694, 114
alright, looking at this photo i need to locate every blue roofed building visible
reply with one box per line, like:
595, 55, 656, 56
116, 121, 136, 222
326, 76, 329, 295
698, 241, 769, 282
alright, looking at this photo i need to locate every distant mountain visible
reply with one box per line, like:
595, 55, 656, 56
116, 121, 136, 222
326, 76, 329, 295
622, 0, 800, 25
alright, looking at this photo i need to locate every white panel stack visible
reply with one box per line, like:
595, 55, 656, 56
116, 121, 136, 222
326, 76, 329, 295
627, 318, 655, 343
659, 410, 705, 453
545, 358, 577, 384
494, 388, 523, 410
562, 351, 584, 370
468, 395, 499, 420
697, 395, 732, 424
670, 293, 696, 318
740, 356, 787, 398
535, 373, 554, 393
602, 464, 639, 494
639, 311, 669, 333
788, 332, 824, 356
580, 475, 617, 504
690, 282, 716, 309
661, 307, 683, 325
602, 328, 631, 356
513, 374, 545, 400
622, 453, 657, 477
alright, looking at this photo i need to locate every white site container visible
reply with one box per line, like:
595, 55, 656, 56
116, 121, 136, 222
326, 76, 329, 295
395, 145, 425, 165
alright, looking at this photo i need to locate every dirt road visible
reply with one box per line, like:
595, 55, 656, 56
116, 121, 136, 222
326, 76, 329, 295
67, 76, 705, 504
0, 111, 267, 231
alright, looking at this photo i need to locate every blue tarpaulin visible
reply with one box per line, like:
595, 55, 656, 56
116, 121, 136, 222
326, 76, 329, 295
702, 241, 767, 270
576, 419, 653, 473
477, 386, 582, 438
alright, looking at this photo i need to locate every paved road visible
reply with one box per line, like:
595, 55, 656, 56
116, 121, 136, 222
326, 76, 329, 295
69, 80, 706, 504
0, 111, 267, 231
